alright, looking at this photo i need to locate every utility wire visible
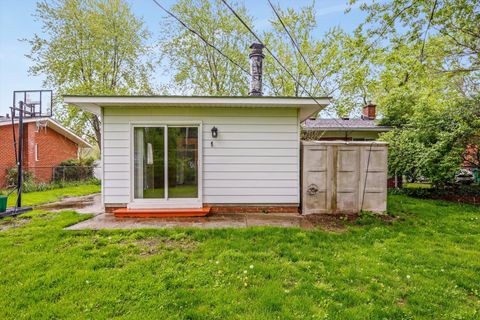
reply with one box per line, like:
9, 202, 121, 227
266, 0, 348, 135
221, 0, 347, 129
267, 0, 324, 92
151, 0, 251, 78
152, 0, 282, 93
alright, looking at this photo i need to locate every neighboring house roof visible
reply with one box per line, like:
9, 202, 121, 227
63, 95, 331, 122
0, 117, 92, 148
302, 118, 392, 132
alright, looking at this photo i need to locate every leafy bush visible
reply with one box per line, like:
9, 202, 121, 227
389, 185, 480, 197
4, 168, 40, 192
3, 167, 100, 194
53, 158, 96, 182
380, 95, 480, 187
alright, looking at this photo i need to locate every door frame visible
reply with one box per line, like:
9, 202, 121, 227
128, 121, 203, 208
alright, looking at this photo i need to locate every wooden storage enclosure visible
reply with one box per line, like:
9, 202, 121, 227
301, 141, 388, 214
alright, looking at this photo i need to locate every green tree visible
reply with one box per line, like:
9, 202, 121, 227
26, 0, 154, 148
159, 0, 252, 96
351, 0, 479, 79
382, 95, 480, 185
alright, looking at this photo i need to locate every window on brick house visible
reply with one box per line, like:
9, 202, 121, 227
35, 144, 39, 161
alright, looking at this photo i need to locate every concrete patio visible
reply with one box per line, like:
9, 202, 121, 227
65, 211, 318, 230
37, 194, 353, 230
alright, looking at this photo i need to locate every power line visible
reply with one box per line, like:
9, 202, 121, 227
267, 0, 324, 92
221, 0, 346, 129
151, 0, 250, 78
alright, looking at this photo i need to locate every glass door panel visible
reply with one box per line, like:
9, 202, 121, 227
133, 125, 199, 201
133, 127, 165, 199
168, 127, 198, 198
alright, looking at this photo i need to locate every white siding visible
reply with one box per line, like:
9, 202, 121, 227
102, 106, 299, 205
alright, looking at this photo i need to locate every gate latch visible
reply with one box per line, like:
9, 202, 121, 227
307, 184, 319, 195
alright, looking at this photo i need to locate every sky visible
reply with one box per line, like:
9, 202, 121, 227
0, 0, 369, 116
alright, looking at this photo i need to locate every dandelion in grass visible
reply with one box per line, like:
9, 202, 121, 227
249, 265, 254, 269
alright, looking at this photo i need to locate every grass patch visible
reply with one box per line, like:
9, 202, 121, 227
0, 195, 479, 318
143, 185, 198, 198
4, 184, 100, 207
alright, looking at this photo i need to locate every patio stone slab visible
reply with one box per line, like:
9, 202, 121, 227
66, 212, 309, 230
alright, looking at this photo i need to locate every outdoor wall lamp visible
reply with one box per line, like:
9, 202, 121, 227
211, 126, 218, 147
211, 126, 218, 138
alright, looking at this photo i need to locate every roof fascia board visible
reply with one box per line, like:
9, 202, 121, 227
0, 117, 92, 148
63, 96, 330, 108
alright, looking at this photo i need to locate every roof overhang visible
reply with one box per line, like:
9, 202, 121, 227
63, 95, 331, 121
0, 117, 92, 148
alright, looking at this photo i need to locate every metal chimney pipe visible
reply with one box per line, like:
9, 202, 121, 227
249, 43, 265, 96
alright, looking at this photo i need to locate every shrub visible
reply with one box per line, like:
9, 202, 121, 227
5, 168, 37, 191
389, 185, 480, 197
53, 157, 96, 182
3, 167, 100, 194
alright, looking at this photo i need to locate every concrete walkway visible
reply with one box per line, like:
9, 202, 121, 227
37, 193, 348, 230
66, 211, 318, 230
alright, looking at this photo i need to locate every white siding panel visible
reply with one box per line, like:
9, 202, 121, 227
204, 171, 298, 180
104, 187, 130, 196
104, 156, 129, 164
204, 132, 294, 141
204, 156, 297, 164
104, 171, 130, 180
203, 140, 297, 149
205, 187, 297, 196
104, 195, 130, 204
204, 164, 297, 172
204, 179, 298, 188
104, 164, 130, 172
106, 115, 297, 125
104, 148, 129, 156
104, 131, 129, 140
204, 195, 299, 204
104, 106, 294, 117
201, 124, 298, 133
102, 106, 300, 205
204, 148, 296, 157
104, 140, 130, 148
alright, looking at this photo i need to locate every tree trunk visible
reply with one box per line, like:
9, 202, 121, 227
91, 114, 102, 150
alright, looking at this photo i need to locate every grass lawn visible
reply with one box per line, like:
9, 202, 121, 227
143, 185, 198, 198
4, 184, 101, 207
0, 195, 479, 319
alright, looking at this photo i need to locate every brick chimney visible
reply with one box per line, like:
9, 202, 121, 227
249, 43, 265, 96
362, 103, 376, 120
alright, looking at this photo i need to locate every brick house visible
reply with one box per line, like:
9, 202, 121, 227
0, 117, 92, 187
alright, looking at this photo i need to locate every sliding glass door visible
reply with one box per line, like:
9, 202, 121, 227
133, 125, 199, 201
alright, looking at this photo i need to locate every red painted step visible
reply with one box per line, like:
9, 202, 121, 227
113, 207, 211, 218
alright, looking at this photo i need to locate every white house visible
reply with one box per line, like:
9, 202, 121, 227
64, 95, 329, 216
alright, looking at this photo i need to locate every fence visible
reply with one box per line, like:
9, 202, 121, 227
1, 165, 96, 188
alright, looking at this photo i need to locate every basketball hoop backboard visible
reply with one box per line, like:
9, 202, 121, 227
12, 90, 52, 118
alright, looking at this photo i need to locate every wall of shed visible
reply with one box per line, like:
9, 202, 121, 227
102, 106, 300, 206
302, 141, 388, 214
